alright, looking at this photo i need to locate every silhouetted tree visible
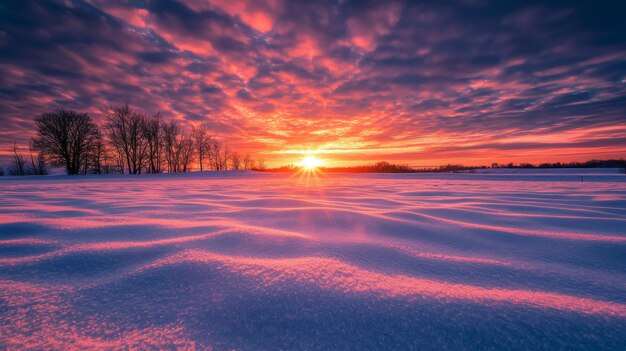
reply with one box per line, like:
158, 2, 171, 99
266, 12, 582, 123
10, 143, 27, 175
219, 143, 230, 170
243, 154, 253, 170
208, 139, 225, 171
28, 143, 47, 175
103, 104, 148, 174
207, 139, 217, 170
177, 134, 195, 172
255, 159, 266, 171
192, 123, 211, 172
162, 120, 180, 173
110, 145, 125, 174
230, 152, 242, 170
142, 113, 163, 174
87, 130, 106, 174
32, 110, 100, 175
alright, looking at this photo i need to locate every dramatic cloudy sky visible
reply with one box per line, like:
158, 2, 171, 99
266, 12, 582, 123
1, 0, 625, 166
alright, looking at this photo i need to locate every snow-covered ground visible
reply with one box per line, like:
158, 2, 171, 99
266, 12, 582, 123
1, 170, 625, 350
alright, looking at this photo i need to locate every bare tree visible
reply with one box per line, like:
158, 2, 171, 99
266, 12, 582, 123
110, 145, 125, 174
88, 130, 106, 174
177, 134, 195, 172
243, 154, 253, 170
28, 143, 47, 175
32, 110, 100, 175
210, 141, 230, 171
230, 151, 242, 170
192, 124, 212, 172
255, 159, 266, 171
142, 113, 163, 174
98, 145, 120, 174
208, 139, 222, 171
11, 143, 27, 175
103, 104, 148, 174
28, 144, 37, 175
221, 143, 230, 170
162, 120, 180, 173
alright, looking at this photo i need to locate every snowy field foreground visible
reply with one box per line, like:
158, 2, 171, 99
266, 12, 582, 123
1, 170, 625, 350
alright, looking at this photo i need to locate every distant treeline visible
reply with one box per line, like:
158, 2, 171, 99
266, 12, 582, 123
261, 161, 416, 173
489, 159, 626, 169
260, 160, 626, 174
2, 105, 265, 176
323, 161, 416, 173
419, 159, 626, 173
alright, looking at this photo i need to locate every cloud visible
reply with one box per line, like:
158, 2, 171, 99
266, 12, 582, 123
0, 0, 625, 165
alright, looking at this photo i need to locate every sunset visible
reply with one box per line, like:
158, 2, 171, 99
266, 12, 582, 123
298, 155, 324, 169
1, 1, 625, 167
1, 1, 625, 350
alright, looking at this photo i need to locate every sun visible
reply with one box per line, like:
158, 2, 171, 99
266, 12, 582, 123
298, 155, 324, 169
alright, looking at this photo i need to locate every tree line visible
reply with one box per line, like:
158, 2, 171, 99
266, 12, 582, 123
489, 160, 626, 169
2, 105, 265, 176
259, 160, 626, 174
261, 161, 416, 173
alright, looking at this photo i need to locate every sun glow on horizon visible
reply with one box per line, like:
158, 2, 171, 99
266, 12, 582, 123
298, 155, 324, 170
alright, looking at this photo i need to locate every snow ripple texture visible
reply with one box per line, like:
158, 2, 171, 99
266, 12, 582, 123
1, 170, 625, 350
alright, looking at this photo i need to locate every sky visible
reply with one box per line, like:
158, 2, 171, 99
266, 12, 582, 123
0, 0, 625, 167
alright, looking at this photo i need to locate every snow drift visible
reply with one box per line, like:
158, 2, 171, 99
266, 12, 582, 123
0, 170, 625, 350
